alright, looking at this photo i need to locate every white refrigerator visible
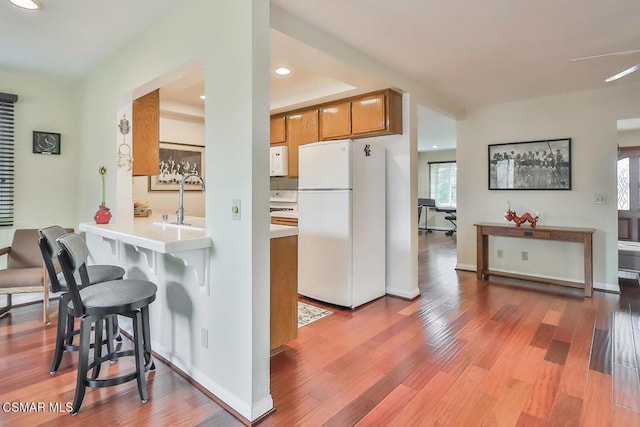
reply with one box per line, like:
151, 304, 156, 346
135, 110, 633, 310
297, 138, 386, 308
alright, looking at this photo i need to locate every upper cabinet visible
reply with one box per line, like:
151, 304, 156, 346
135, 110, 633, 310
286, 110, 319, 178
319, 101, 351, 140
270, 116, 286, 146
351, 89, 402, 136
268, 89, 402, 177
132, 89, 160, 176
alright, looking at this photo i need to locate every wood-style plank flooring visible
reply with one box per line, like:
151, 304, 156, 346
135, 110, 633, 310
2, 231, 640, 426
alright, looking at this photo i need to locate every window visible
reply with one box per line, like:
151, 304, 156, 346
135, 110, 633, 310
617, 157, 629, 210
429, 161, 457, 208
0, 92, 16, 226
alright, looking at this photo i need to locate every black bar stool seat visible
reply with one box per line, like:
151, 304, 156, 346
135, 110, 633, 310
57, 232, 157, 415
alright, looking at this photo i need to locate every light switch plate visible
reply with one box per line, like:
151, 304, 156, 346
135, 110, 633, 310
232, 199, 241, 220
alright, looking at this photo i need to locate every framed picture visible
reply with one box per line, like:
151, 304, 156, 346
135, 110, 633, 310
488, 138, 571, 190
33, 131, 61, 155
148, 142, 205, 191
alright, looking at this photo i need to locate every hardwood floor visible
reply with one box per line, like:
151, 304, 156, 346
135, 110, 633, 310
2, 231, 640, 426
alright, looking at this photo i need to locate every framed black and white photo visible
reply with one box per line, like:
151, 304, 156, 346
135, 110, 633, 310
488, 138, 571, 190
33, 131, 61, 155
148, 142, 205, 191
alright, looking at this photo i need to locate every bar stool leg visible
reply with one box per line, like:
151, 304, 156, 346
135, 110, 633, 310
141, 306, 155, 371
112, 315, 123, 342
92, 319, 103, 380
72, 316, 93, 416
132, 310, 149, 403
105, 316, 115, 359
50, 293, 69, 374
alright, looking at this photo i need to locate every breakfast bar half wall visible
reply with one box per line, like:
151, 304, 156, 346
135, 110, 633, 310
79, 218, 298, 416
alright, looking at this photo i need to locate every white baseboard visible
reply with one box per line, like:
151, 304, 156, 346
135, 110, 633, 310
386, 286, 420, 299
454, 264, 620, 293
455, 263, 476, 272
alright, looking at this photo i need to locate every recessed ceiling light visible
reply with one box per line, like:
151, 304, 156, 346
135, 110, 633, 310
432, 145, 439, 149
274, 67, 291, 76
200, 95, 205, 100
9, 0, 40, 10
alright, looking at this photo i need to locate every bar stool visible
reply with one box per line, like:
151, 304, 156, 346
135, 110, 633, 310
57, 232, 157, 415
38, 226, 126, 374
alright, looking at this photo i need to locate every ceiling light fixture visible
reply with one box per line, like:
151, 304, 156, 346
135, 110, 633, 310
432, 145, 439, 149
605, 63, 640, 83
9, 0, 40, 10
274, 67, 291, 76
200, 95, 205, 100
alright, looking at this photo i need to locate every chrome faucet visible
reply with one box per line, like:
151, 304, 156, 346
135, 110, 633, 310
176, 174, 205, 225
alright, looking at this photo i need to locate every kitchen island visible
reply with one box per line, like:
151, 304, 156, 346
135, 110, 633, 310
79, 217, 298, 397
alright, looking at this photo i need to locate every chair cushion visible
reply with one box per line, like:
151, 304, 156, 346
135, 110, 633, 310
76, 280, 157, 314
56, 264, 126, 290
8, 229, 43, 270
0, 267, 43, 288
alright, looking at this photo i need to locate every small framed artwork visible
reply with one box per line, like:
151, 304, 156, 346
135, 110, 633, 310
33, 131, 61, 155
148, 142, 205, 191
488, 138, 571, 190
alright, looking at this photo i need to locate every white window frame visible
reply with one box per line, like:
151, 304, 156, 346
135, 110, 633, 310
429, 161, 457, 208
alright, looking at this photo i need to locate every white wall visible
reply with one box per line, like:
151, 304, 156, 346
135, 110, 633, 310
457, 82, 640, 291
73, 0, 271, 421
367, 94, 419, 300
417, 149, 456, 230
0, 70, 79, 305
133, 109, 205, 218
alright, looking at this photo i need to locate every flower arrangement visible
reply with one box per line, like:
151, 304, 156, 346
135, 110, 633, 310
99, 166, 107, 206
94, 166, 111, 224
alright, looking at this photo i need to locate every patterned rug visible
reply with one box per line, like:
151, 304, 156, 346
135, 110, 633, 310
298, 301, 332, 328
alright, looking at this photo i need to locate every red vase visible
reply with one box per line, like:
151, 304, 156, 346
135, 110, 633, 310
94, 205, 112, 224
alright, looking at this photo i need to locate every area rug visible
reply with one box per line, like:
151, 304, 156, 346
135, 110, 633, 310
298, 301, 332, 328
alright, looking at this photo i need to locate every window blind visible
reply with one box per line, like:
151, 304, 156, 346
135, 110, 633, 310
0, 93, 17, 226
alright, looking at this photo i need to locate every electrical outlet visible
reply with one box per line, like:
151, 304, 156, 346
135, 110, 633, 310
594, 194, 607, 205
521, 251, 528, 261
201, 327, 208, 349
497, 249, 503, 258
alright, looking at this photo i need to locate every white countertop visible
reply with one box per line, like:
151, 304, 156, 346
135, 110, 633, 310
270, 211, 298, 219
80, 216, 297, 253
79, 219, 212, 254
270, 224, 298, 239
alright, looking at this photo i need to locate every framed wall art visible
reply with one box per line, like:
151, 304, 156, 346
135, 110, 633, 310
33, 131, 61, 155
148, 142, 205, 191
488, 138, 571, 190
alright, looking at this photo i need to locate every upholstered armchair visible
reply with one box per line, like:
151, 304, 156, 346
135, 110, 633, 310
0, 229, 49, 324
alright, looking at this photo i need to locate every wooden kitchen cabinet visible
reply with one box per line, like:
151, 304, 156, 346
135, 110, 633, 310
271, 217, 298, 226
270, 116, 286, 146
352, 89, 402, 135
286, 110, 318, 178
132, 89, 160, 176
271, 235, 298, 351
319, 101, 351, 140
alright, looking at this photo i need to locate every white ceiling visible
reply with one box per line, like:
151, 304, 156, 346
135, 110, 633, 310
2, 1, 640, 151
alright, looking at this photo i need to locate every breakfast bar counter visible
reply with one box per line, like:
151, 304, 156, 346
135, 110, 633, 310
80, 217, 297, 250
79, 219, 212, 253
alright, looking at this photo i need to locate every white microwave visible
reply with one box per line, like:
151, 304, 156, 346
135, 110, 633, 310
270, 146, 288, 176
